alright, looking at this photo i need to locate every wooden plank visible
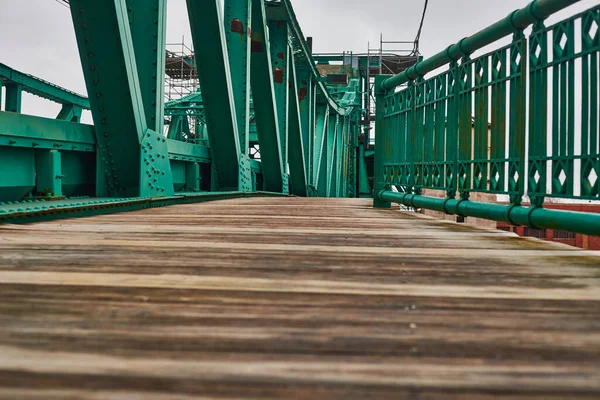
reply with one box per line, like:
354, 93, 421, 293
0, 198, 599, 399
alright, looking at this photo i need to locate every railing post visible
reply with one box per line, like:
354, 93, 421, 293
373, 75, 392, 208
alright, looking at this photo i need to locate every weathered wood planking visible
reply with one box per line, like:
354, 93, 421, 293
0, 197, 599, 399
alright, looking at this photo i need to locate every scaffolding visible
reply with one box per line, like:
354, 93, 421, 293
364, 35, 420, 145
164, 37, 201, 141
164, 38, 198, 101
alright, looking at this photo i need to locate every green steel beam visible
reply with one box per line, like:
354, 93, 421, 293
313, 105, 328, 193
268, 19, 289, 169
166, 115, 183, 140
5, 82, 22, 113
56, 104, 82, 123
250, 0, 285, 192
125, 0, 167, 133
0, 62, 89, 109
326, 114, 338, 197
36, 150, 63, 197
287, 49, 308, 196
381, 0, 580, 91
297, 70, 313, 184
224, 0, 252, 155
358, 144, 370, 197
186, 0, 243, 191
373, 75, 391, 208
167, 139, 211, 163
378, 190, 600, 237
0, 111, 95, 152
278, 0, 356, 116
69, 0, 150, 197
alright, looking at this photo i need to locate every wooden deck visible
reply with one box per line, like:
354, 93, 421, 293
0, 197, 599, 399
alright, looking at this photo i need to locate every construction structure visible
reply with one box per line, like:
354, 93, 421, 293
0, 0, 599, 397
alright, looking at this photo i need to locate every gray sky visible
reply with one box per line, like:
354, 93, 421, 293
0, 0, 597, 122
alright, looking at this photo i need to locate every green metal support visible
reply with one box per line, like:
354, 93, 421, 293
36, 150, 63, 197
373, 1, 599, 234
327, 114, 338, 197
185, 162, 201, 192
69, 0, 172, 198
268, 19, 289, 171
287, 49, 308, 196
250, 0, 285, 193
313, 105, 328, 195
0, 62, 90, 110
224, 0, 252, 156
126, 0, 167, 134
5, 82, 22, 113
373, 75, 391, 208
297, 71, 313, 184
56, 104, 82, 123
358, 145, 370, 196
167, 115, 183, 141
186, 0, 246, 191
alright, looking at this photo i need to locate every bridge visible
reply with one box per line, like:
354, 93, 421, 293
0, 0, 599, 398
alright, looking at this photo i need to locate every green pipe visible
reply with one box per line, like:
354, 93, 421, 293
378, 190, 600, 237
381, 0, 580, 91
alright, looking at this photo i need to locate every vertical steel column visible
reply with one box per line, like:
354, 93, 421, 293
326, 115, 338, 197
297, 71, 312, 186
313, 105, 328, 195
268, 20, 289, 173
70, 0, 170, 198
4, 83, 22, 113
56, 104, 82, 122
287, 49, 308, 196
224, 0, 252, 156
187, 0, 247, 191
126, 0, 167, 133
373, 75, 391, 208
36, 150, 62, 197
250, 0, 285, 193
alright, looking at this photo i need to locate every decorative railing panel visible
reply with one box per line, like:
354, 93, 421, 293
374, 1, 600, 235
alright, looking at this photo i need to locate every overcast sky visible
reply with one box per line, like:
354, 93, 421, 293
0, 0, 596, 122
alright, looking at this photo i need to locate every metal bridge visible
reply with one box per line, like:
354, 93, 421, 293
0, 0, 599, 398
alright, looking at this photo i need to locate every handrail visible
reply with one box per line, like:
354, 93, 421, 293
373, 2, 600, 236
380, 0, 580, 92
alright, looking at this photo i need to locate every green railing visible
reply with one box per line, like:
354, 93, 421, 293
374, 0, 600, 235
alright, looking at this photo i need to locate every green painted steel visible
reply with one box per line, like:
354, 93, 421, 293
374, 1, 600, 235
4, 82, 22, 113
0, 111, 95, 152
379, 190, 600, 236
1, 0, 367, 220
268, 19, 290, 171
56, 104, 83, 123
313, 106, 328, 195
69, 0, 159, 197
126, 0, 167, 134
0, 62, 90, 110
287, 49, 308, 196
225, 0, 252, 155
186, 0, 244, 191
250, 0, 285, 193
